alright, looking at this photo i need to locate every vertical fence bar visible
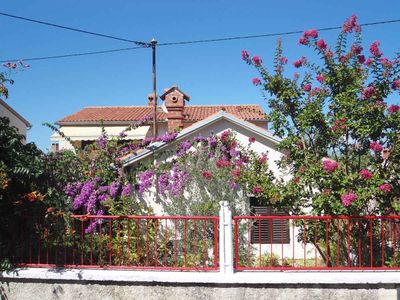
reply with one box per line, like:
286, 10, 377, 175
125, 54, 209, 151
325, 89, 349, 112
314, 219, 317, 268
292, 220, 295, 268
155, 219, 158, 267
80, 219, 84, 265
234, 218, 239, 269
164, 219, 168, 267
325, 220, 329, 267
203, 219, 206, 266
145, 219, 149, 267
174, 219, 177, 267
347, 218, 351, 267
108, 219, 112, 266
381, 218, 385, 268
213, 218, 218, 268
369, 219, 373, 267
184, 219, 187, 267
127, 219, 131, 266
99, 221, 102, 266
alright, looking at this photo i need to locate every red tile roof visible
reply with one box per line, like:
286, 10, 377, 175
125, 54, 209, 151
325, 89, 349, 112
57, 105, 266, 125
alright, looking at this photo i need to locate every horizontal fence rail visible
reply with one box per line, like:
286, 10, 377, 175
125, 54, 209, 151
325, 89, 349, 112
13, 215, 219, 271
234, 215, 400, 271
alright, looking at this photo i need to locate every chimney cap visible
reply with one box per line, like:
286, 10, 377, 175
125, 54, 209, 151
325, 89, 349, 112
160, 86, 190, 101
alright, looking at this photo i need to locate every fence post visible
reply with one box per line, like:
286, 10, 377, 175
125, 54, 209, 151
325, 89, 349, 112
219, 201, 234, 274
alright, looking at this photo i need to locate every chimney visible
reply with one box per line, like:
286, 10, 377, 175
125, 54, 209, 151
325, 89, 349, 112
147, 93, 156, 107
160, 86, 190, 131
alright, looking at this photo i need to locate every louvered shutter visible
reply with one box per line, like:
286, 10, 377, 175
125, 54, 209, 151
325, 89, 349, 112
250, 199, 290, 244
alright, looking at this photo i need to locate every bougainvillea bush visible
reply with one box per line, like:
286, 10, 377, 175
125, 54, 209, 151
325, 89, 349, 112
136, 130, 278, 217
243, 15, 400, 217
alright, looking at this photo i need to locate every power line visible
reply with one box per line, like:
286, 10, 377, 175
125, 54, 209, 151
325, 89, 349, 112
0, 46, 146, 63
0, 11, 149, 47
158, 19, 400, 46
1, 17, 400, 63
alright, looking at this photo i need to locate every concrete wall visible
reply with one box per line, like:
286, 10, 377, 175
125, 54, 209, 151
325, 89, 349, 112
1, 268, 399, 300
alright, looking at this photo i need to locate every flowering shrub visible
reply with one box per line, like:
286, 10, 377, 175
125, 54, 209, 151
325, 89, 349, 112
136, 130, 278, 216
243, 15, 400, 216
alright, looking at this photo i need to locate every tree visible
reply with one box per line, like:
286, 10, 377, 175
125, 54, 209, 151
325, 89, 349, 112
243, 15, 400, 216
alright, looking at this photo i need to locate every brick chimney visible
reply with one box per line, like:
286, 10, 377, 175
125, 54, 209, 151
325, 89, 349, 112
160, 86, 190, 131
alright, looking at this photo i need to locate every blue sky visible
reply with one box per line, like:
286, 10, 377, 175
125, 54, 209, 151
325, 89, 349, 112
2, 0, 400, 151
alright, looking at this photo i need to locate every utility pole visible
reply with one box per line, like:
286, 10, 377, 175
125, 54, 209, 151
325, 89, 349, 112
151, 38, 157, 138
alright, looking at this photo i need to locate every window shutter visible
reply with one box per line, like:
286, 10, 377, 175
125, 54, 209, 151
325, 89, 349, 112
250, 199, 290, 244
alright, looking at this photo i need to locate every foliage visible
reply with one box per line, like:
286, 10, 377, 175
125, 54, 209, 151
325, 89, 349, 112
137, 130, 278, 217
243, 15, 400, 216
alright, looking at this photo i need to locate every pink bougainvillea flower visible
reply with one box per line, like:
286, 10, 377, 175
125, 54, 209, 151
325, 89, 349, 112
220, 130, 231, 142
379, 183, 392, 193
299, 37, 309, 45
202, 170, 213, 180
241, 50, 249, 60
380, 57, 392, 67
365, 58, 374, 67
357, 55, 366, 64
316, 39, 327, 51
359, 169, 373, 180
388, 105, 400, 113
362, 86, 375, 99
369, 41, 382, 57
248, 137, 256, 143
232, 168, 241, 179
252, 185, 263, 194
332, 117, 347, 132
293, 56, 306, 68
251, 56, 262, 66
303, 83, 312, 92
252, 78, 261, 86
316, 74, 325, 83
370, 141, 383, 152
342, 15, 359, 33
351, 44, 363, 55
216, 159, 230, 168
341, 192, 357, 207
304, 29, 318, 38
258, 153, 268, 165
392, 80, 400, 90
280, 56, 288, 64
322, 158, 339, 173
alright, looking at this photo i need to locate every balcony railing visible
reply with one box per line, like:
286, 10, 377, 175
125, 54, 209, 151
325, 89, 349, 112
233, 215, 400, 270
13, 215, 219, 271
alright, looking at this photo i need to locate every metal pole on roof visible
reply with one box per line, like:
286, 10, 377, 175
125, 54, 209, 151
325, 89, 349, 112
151, 38, 157, 137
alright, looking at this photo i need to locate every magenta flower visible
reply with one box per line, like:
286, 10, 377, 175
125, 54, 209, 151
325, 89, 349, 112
351, 45, 363, 55
365, 58, 374, 67
299, 37, 309, 45
252, 78, 261, 86
252, 185, 263, 194
121, 183, 132, 197
293, 56, 307, 68
341, 192, 357, 207
251, 56, 262, 66
280, 57, 288, 64
359, 169, 373, 180
362, 86, 375, 99
357, 55, 366, 64
388, 105, 400, 113
370, 141, 383, 152
241, 50, 249, 60
248, 137, 256, 143
303, 84, 312, 92
316, 74, 325, 83
202, 170, 213, 180
259, 153, 268, 165
392, 80, 400, 90
379, 183, 392, 193
304, 29, 318, 38
342, 15, 359, 33
369, 41, 382, 57
316, 39, 327, 51
323, 158, 339, 173
97, 135, 106, 149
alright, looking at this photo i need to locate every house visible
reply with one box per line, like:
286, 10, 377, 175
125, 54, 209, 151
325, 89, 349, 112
0, 99, 31, 140
50, 86, 268, 151
122, 110, 311, 264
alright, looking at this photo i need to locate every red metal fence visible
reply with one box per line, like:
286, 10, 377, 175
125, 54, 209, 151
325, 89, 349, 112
234, 215, 400, 271
13, 215, 219, 271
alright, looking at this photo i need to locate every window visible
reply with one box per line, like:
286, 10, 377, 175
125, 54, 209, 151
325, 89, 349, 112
250, 197, 290, 244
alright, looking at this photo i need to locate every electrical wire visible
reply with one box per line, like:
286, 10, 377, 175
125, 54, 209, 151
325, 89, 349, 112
1, 16, 400, 63
158, 19, 400, 46
0, 11, 149, 47
0, 46, 146, 63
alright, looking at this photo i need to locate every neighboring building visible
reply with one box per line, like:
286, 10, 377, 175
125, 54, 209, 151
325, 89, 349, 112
51, 86, 268, 151
0, 99, 31, 140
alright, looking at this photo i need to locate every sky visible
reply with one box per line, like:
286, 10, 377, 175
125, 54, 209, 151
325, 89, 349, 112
1, 0, 400, 151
